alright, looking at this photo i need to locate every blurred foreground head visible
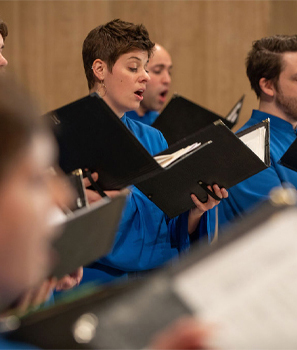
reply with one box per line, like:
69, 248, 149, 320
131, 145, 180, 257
0, 76, 70, 311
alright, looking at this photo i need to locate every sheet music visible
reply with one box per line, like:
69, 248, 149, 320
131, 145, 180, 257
154, 142, 201, 168
173, 207, 297, 349
239, 126, 266, 162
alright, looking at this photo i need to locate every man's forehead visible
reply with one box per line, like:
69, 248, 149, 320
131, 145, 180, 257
280, 52, 297, 73
149, 48, 172, 66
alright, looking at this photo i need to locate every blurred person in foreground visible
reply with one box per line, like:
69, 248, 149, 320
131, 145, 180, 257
0, 19, 83, 318
0, 74, 210, 350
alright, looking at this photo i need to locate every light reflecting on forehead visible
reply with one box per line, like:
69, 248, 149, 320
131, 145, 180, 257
148, 46, 172, 68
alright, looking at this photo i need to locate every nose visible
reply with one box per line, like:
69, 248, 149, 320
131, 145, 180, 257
139, 68, 150, 83
0, 54, 8, 67
162, 70, 171, 85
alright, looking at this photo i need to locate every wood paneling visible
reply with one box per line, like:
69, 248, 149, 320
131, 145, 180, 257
270, 1, 297, 36
0, 1, 293, 128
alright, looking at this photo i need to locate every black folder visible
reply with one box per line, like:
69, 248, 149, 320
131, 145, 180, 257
51, 193, 126, 279
4, 188, 297, 349
136, 118, 270, 218
279, 137, 297, 172
46, 93, 161, 190
46, 93, 269, 218
152, 94, 244, 146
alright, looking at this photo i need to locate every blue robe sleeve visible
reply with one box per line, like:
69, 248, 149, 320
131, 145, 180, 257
204, 156, 285, 241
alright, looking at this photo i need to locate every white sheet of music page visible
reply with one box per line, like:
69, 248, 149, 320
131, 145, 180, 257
173, 207, 297, 349
239, 126, 266, 162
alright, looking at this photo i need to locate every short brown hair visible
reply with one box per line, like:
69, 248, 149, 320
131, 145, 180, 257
82, 19, 155, 90
0, 20, 8, 40
246, 35, 297, 98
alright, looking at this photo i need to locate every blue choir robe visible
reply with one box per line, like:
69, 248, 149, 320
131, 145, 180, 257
201, 109, 297, 241
126, 110, 159, 126
82, 114, 190, 284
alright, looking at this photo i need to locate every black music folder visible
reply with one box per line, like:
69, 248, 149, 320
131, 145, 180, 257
51, 193, 126, 279
4, 188, 297, 349
152, 94, 245, 146
46, 93, 161, 190
136, 118, 270, 218
279, 137, 297, 172
46, 93, 269, 218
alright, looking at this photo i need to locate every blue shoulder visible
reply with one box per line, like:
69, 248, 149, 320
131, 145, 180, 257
125, 117, 168, 155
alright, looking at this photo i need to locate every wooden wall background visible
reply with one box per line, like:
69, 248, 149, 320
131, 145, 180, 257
1, 0, 297, 130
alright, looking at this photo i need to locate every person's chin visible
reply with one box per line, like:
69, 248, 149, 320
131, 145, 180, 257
154, 101, 164, 111
129, 101, 141, 111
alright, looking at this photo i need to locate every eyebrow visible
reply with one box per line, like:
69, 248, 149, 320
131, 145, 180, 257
128, 56, 142, 61
151, 64, 173, 69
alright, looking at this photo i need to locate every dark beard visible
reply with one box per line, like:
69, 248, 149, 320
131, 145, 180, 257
275, 88, 297, 122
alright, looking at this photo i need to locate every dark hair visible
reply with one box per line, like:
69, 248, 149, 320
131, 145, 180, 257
0, 20, 8, 40
0, 75, 45, 181
82, 19, 155, 90
246, 35, 297, 98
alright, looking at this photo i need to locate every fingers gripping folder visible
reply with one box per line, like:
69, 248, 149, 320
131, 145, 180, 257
84, 170, 107, 198
197, 181, 222, 202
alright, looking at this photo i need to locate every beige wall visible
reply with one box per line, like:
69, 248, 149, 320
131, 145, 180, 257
1, 0, 296, 129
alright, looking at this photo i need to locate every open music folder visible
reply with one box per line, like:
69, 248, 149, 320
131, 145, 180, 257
279, 137, 297, 172
50, 193, 127, 279
4, 188, 297, 349
152, 94, 245, 146
46, 93, 269, 218
137, 118, 270, 217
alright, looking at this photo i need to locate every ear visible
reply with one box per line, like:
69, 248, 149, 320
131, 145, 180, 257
92, 59, 107, 81
259, 77, 275, 97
